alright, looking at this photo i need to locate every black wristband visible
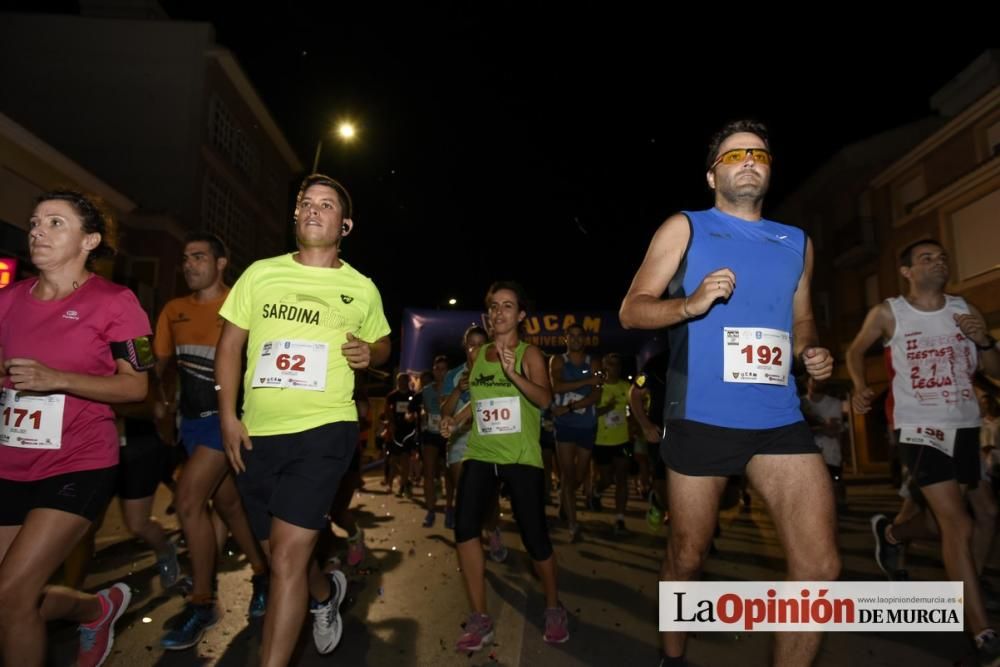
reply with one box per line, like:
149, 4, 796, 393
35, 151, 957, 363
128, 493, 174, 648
977, 335, 998, 351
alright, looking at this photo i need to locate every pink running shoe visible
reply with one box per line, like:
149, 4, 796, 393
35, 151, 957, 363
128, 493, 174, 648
456, 612, 494, 652
346, 529, 366, 567
78, 583, 132, 667
543, 605, 569, 644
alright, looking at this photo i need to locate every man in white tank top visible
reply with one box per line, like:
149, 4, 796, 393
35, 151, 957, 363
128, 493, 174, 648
847, 238, 1000, 662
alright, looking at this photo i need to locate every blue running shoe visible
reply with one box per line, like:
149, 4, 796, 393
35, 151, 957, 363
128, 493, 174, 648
249, 573, 268, 618
160, 603, 219, 650
157, 542, 180, 589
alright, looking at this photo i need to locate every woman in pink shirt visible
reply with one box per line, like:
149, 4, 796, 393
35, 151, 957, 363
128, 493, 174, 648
0, 190, 152, 667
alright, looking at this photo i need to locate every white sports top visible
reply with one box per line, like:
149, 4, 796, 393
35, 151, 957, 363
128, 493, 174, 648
885, 295, 981, 429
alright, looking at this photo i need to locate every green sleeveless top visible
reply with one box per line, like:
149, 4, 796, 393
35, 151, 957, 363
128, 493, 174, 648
466, 341, 542, 468
596, 379, 630, 445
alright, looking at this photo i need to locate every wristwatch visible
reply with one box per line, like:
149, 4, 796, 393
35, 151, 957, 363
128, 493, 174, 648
976, 335, 998, 351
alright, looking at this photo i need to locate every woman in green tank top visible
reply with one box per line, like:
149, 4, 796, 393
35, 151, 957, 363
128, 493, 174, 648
440, 281, 569, 651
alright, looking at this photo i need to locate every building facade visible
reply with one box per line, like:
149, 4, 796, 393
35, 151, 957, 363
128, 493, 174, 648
775, 51, 1000, 472
0, 11, 302, 311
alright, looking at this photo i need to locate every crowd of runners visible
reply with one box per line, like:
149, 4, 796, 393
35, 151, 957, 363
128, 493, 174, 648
0, 120, 998, 667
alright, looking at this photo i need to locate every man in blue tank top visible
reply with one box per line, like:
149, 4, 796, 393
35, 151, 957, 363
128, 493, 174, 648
549, 323, 603, 541
620, 120, 835, 667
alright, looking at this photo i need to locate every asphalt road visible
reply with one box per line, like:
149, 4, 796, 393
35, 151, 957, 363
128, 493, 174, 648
46, 473, 989, 666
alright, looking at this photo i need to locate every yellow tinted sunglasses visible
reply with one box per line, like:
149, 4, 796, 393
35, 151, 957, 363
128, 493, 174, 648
711, 147, 772, 169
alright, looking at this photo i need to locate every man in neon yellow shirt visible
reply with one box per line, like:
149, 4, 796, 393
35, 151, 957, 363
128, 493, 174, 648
593, 352, 631, 535
216, 174, 390, 666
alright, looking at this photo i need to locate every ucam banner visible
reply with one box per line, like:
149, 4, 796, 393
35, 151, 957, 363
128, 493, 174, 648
399, 309, 655, 374
660, 581, 963, 632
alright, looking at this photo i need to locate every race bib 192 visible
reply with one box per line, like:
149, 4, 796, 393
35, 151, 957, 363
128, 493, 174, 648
723, 327, 791, 386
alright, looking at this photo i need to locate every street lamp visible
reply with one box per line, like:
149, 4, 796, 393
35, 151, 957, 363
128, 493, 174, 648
312, 120, 357, 173
448, 298, 458, 306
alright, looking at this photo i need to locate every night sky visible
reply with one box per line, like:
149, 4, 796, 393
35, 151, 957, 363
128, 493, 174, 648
8, 4, 996, 325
